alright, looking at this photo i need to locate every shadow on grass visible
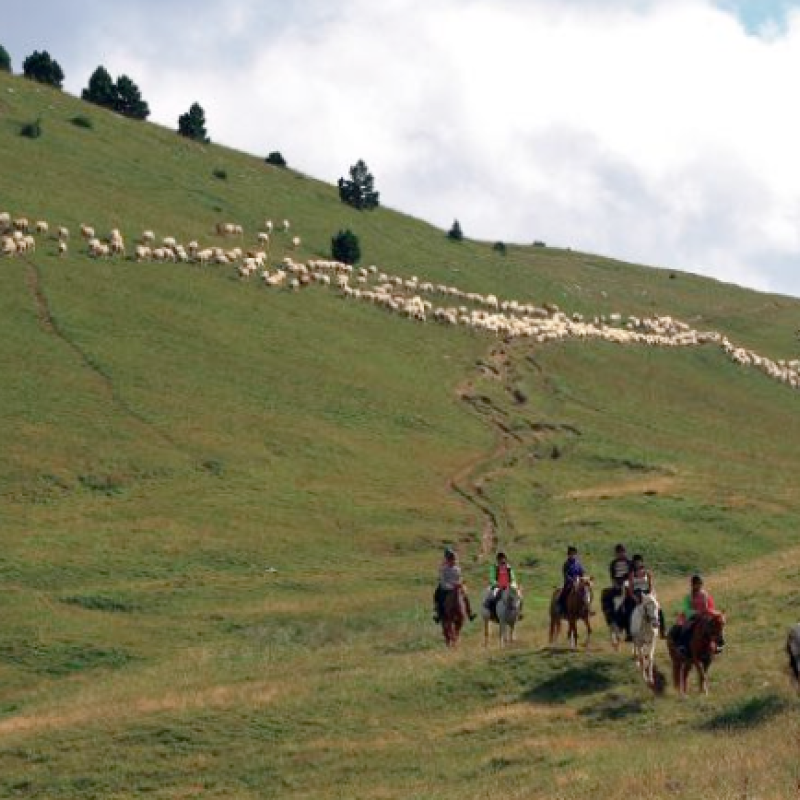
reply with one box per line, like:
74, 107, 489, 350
701, 693, 788, 731
580, 692, 646, 722
523, 660, 614, 704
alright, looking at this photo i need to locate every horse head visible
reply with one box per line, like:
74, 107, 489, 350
642, 593, 660, 628
701, 610, 726, 653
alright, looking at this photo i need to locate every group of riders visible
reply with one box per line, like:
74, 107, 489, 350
432, 543, 725, 654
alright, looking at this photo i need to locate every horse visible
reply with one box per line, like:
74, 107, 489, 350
482, 585, 523, 648
630, 592, 661, 686
667, 611, 726, 695
550, 577, 593, 650
787, 623, 800, 691
440, 588, 467, 647
601, 585, 630, 651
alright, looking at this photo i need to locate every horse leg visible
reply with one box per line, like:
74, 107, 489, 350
483, 619, 489, 648
697, 661, 708, 695
568, 618, 577, 650
549, 614, 558, 644
585, 614, 592, 649
681, 663, 691, 695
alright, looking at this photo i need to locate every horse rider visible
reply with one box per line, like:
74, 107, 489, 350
604, 543, 632, 629
674, 574, 724, 654
558, 545, 585, 615
486, 551, 518, 618
433, 546, 476, 623
628, 553, 666, 638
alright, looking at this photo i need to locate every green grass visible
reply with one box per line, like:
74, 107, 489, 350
0, 70, 799, 799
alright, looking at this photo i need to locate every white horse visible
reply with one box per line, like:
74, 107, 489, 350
788, 623, 800, 691
630, 592, 661, 685
482, 586, 523, 647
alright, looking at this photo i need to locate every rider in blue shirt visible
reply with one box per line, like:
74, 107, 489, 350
559, 545, 585, 613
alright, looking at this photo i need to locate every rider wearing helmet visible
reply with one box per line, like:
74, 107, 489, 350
559, 545, 585, 614
433, 546, 476, 623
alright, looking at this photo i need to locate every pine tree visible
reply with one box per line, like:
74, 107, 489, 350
331, 229, 361, 265
447, 220, 464, 241
337, 160, 380, 210
177, 102, 210, 143
22, 50, 64, 89
114, 75, 150, 120
0, 44, 11, 73
82, 66, 117, 109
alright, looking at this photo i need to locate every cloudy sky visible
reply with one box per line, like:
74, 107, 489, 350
5, 0, 800, 296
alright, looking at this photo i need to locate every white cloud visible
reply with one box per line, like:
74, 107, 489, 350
12, 0, 800, 295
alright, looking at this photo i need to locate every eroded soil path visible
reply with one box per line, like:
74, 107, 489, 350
449, 341, 581, 561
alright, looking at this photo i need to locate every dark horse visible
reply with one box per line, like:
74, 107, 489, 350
667, 611, 726, 695
549, 577, 593, 650
440, 588, 467, 647
787, 623, 800, 691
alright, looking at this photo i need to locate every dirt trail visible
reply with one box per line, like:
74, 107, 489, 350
24, 257, 192, 458
449, 342, 581, 561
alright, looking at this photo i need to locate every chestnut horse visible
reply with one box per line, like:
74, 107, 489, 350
667, 611, 726, 695
549, 577, 593, 650
440, 588, 467, 647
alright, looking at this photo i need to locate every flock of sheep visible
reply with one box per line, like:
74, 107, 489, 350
2, 210, 799, 392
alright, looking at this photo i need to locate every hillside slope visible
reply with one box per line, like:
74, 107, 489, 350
1, 71, 799, 799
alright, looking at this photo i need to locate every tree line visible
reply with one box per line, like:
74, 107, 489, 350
1, 43, 476, 257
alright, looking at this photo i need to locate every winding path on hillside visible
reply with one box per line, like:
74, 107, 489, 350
449, 342, 581, 562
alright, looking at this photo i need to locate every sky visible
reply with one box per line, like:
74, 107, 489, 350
4, 0, 800, 297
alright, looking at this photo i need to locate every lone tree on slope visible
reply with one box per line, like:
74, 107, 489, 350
177, 102, 210, 143
331, 229, 361, 265
0, 44, 11, 73
338, 159, 380, 211
22, 50, 64, 88
447, 220, 464, 241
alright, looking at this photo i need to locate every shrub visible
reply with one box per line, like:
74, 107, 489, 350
71, 114, 93, 129
265, 151, 287, 167
331, 229, 361, 265
493, 241, 507, 255
20, 118, 42, 139
212, 167, 228, 180
447, 220, 464, 241
22, 50, 64, 88
533, 240, 546, 248
338, 160, 380, 210
0, 44, 11, 73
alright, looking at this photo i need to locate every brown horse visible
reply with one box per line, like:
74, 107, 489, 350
549, 577, 593, 650
667, 611, 726, 695
440, 588, 467, 647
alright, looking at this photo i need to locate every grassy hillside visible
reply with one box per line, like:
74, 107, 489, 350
0, 70, 799, 799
